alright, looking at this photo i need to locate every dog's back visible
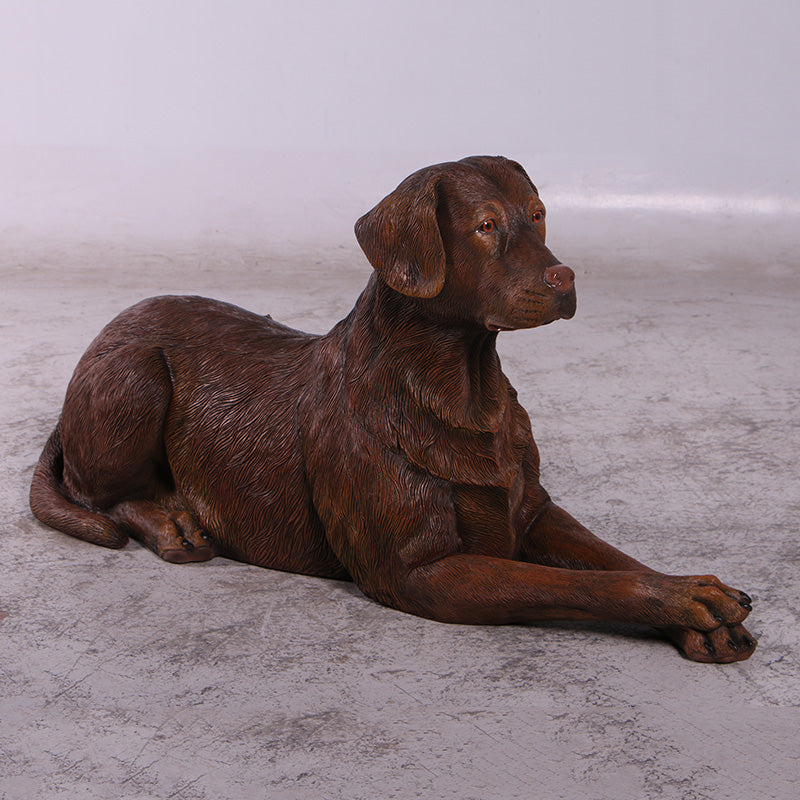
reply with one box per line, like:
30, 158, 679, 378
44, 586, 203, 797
31, 294, 351, 578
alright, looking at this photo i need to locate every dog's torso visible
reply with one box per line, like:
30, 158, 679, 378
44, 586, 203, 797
61, 289, 547, 594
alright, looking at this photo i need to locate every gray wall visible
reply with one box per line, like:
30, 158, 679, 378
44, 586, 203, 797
1, 0, 798, 242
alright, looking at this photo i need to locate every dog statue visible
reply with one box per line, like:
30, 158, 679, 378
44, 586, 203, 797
30, 156, 756, 662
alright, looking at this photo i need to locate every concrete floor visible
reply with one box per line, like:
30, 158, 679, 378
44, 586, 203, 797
1, 211, 798, 799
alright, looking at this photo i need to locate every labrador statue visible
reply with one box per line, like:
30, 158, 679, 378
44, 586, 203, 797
30, 156, 756, 663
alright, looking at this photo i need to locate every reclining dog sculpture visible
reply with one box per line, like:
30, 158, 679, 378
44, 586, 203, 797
30, 156, 756, 662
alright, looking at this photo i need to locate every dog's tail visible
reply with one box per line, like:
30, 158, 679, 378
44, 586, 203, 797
29, 425, 128, 549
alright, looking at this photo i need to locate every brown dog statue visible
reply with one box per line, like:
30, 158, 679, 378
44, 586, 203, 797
30, 156, 756, 663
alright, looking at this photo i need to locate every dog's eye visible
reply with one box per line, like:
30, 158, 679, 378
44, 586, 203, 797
532, 210, 545, 223
478, 219, 496, 233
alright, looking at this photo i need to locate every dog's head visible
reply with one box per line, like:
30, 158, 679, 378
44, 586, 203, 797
355, 156, 576, 331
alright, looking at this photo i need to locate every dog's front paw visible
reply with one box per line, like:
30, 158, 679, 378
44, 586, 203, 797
662, 623, 757, 663
639, 573, 753, 631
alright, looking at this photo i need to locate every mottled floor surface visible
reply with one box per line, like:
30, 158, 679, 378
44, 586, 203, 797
2, 211, 798, 799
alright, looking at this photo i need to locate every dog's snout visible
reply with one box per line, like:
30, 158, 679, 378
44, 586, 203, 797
544, 264, 575, 293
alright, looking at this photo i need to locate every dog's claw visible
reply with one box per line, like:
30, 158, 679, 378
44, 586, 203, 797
704, 640, 716, 655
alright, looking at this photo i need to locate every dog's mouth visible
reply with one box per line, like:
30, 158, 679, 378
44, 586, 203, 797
558, 291, 577, 320
485, 291, 577, 332
485, 321, 516, 332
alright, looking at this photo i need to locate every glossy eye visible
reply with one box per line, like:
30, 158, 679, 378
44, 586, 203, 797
478, 219, 496, 233
532, 209, 545, 223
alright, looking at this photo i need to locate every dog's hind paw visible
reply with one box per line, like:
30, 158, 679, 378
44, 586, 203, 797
158, 511, 216, 564
110, 501, 216, 564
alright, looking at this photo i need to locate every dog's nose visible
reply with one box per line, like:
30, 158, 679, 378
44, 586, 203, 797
544, 264, 575, 293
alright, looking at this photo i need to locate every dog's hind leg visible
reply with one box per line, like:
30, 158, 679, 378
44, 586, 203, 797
109, 500, 216, 563
50, 343, 214, 564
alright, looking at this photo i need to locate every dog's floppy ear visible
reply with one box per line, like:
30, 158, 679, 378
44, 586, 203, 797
354, 169, 445, 299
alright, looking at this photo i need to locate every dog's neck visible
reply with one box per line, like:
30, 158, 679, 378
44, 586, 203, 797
341, 275, 509, 432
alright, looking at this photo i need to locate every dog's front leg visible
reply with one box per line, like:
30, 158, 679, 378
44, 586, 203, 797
519, 500, 655, 572
518, 500, 757, 662
396, 553, 751, 637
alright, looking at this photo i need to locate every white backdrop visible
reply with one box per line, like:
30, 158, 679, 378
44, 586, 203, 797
1, 0, 798, 243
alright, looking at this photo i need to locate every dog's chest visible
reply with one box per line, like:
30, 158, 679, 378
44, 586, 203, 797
397, 392, 531, 484
450, 477, 525, 556
398, 396, 531, 555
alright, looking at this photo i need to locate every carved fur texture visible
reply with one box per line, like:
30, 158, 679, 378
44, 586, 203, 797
30, 156, 756, 662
